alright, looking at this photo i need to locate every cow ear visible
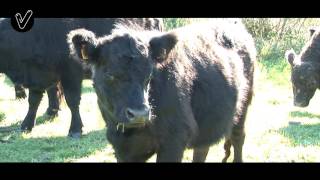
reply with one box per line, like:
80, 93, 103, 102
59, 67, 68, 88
67, 28, 100, 64
149, 32, 178, 63
285, 49, 296, 66
309, 27, 316, 37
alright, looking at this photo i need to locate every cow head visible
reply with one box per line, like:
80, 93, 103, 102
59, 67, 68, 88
68, 28, 178, 131
285, 49, 319, 107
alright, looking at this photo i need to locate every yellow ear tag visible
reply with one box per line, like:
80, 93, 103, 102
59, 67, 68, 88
81, 44, 89, 60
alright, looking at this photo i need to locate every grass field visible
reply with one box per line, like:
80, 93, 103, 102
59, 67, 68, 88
1, 60, 320, 162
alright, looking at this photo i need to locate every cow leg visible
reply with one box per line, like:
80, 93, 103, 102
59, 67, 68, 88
230, 85, 252, 163
222, 138, 232, 162
192, 146, 210, 162
156, 139, 186, 162
230, 125, 245, 163
61, 77, 83, 139
15, 84, 27, 99
45, 85, 60, 118
230, 93, 251, 163
222, 131, 245, 163
21, 89, 44, 132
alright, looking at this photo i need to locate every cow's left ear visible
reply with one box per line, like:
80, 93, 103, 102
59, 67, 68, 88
67, 28, 100, 64
149, 32, 178, 63
285, 49, 296, 66
309, 27, 317, 37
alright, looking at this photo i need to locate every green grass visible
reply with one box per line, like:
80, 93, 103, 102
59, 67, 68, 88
279, 123, 320, 147
1, 59, 320, 162
289, 111, 320, 119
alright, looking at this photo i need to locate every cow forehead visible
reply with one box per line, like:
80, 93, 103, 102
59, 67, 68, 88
107, 34, 148, 56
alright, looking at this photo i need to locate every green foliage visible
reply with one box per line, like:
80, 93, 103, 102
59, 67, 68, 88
243, 18, 307, 64
0, 112, 5, 122
163, 18, 213, 31
164, 18, 192, 30
242, 18, 276, 40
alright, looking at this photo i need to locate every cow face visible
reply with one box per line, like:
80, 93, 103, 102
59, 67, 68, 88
68, 28, 177, 130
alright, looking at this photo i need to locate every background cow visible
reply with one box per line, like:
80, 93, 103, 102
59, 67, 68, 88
0, 18, 163, 138
68, 19, 256, 161
285, 27, 320, 107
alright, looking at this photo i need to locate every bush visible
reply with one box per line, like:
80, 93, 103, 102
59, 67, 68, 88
164, 18, 191, 31
164, 18, 214, 31
242, 18, 320, 64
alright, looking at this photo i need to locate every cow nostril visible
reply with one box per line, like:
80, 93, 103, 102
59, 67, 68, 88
125, 108, 135, 119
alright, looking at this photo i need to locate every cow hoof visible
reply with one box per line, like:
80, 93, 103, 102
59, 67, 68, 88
68, 132, 81, 139
20, 127, 32, 133
20, 123, 33, 133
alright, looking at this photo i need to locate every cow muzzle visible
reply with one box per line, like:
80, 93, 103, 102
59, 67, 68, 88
116, 107, 150, 132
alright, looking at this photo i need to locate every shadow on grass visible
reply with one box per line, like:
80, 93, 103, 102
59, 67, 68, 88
278, 123, 320, 146
0, 122, 20, 133
289, 111, 320, 119
0, 128, 110, 162
0, 113, 61, 134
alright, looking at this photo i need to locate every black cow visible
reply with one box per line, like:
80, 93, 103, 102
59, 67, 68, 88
0, 18, 163, 138
285, 27, 320, 107
9, 64, 91, 117
1, 77, 60, 117
68, 19, 256, 162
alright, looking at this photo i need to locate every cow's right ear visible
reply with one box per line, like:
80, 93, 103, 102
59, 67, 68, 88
67, 28, 100, 64
285, 49, 296, 66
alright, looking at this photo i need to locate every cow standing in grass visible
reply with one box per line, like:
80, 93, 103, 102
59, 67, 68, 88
8, 62, 92, 117
0, 18, 163, 138
286, 27, 320, 107
68, 19, 255, 162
